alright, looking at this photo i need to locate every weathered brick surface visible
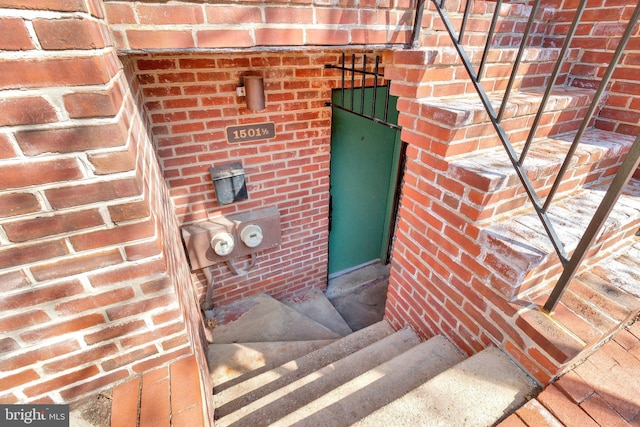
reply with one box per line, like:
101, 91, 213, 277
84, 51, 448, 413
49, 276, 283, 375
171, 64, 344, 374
15, 121, 127, 155
0, 1, 200, 410
33, 18, 109, 50
105, 0, 414, 51
0, 97, 58, 126
4, 209, 105, 243
0, 158, 83, 191
382, 0, 640, 387
63, 86, 123, 118
1, 0, 639, 420
0, 17, 34, 50
0, 55, 114, 90
0, 0, 86, 11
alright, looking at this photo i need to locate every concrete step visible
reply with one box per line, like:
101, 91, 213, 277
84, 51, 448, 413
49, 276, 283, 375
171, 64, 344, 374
213, 320, 394, 413
479, 178, 640, 300
271, 335, 466, 427
356, 346, 539, 427
282, 288, 352, 336
208, 339, 336, 389
326, 261, 390, 299
214, 327, 420, 426
210, 293, 342, 344
450, 128, 636, 223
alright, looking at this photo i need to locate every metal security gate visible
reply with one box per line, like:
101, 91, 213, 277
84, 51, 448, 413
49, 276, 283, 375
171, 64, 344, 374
325, 54, 404, 276
325, 53, 401, 131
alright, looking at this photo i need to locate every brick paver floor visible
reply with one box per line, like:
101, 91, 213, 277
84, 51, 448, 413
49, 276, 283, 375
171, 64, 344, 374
500, 319, 640, 426
110, 354, 205, 427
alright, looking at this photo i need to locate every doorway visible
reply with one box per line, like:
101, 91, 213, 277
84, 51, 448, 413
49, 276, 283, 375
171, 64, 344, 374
328, 87, 403, 277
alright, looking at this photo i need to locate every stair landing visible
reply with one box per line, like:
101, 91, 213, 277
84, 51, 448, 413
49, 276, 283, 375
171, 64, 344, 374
499, 319, 640, 426
209, 293, 344, 344
510, 237, 640, 379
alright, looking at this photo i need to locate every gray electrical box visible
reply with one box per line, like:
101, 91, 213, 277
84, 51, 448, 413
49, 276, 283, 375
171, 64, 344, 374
181, 206, 282, 271
210, 162, 248, 205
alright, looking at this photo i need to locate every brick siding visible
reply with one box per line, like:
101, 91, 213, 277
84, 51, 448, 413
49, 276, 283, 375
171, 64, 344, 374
383, 0, 640, 383
0, 0, 209, 414
104, 0, 416, 52
126, 50, 385, 307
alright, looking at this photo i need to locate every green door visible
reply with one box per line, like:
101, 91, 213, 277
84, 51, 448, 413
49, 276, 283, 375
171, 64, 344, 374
328, 88, 402, 276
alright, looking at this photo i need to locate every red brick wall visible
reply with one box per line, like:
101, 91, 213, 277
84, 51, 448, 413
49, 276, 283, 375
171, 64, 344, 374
104, 0, 416, 52
122, 59, 215, 421
126, 51, 381, 307
0, 0, 209, 413
544, 0, 640, 135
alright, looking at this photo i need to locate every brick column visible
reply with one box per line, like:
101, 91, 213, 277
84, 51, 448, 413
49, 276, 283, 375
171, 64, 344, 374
0, 0, 211, 416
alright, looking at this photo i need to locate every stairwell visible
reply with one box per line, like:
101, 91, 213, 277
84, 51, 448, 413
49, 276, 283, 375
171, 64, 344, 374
207, 292, 539, 426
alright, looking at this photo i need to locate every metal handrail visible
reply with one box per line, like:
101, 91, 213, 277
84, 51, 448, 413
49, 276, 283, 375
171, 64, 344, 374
433, 0, 570, 266
520, 0, 587, 162
431, 0, 640, 312
497, 0, 540, 122
477, 0, 503, 81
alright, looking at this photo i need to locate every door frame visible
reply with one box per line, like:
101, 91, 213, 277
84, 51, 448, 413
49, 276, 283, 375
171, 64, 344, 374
327, 85, 404, 277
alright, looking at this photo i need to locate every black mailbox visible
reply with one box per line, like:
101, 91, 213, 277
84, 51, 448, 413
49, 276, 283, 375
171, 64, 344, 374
210, 162, 248, 205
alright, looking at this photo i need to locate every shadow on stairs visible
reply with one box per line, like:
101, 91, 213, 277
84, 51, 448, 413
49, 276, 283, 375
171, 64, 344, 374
207, 287, 539, 426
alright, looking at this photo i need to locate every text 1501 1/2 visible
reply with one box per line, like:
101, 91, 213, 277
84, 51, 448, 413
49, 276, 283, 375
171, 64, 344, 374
226, 122, 276, 144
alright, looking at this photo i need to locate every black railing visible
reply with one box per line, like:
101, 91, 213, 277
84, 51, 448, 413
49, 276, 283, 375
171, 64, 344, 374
431, 0, 640, 312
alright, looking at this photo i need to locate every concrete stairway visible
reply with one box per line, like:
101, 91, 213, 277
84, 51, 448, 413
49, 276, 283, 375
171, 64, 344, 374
207, 292, 538, 426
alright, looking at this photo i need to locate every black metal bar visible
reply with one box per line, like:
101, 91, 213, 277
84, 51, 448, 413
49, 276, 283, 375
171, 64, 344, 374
458, 0, 472, 44
332, 104, 401, 130
341, 52, 345, 106
372, 56, 379, 120
497, 0, 541, 122
325, 53, 397, 130
543, 1, 640, 213
325, 64, 382, 78
410, 0, 427, 48
360, 55, 367, 115
477, 0, 503, 82
351, 53, 355, 110
543, 133, 640, 313
384, 80, 391, 123
432, 0, 569, 263
519, 0, 588, 163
